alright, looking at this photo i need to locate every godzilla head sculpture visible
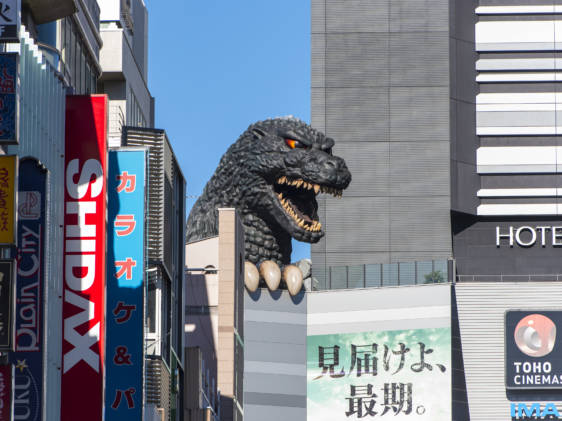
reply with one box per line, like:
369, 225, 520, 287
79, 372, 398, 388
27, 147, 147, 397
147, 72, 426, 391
186, 117, 351, 266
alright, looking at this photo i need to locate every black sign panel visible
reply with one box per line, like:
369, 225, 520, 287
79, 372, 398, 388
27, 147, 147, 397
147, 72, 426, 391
0, 0, 20, 43
0, 259, 14, 350
506, 310, 562, 390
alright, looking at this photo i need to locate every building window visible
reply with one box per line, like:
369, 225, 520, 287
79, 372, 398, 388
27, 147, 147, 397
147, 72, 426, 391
60, 17, 99, 94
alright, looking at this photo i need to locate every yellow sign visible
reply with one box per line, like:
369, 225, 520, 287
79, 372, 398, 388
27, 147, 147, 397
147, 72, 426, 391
0, 155, 16, 244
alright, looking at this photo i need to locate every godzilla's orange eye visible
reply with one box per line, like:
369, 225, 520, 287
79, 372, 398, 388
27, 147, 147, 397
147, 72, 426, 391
285, 138, 302, 149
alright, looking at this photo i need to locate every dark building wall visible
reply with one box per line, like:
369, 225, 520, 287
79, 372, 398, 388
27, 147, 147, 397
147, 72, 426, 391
450, 0, 479, 214
311, 0, 453, 284
454, 214, 562, 278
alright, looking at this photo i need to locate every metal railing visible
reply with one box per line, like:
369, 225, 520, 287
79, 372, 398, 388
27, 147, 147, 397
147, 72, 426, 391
456, 274, 562, 282
313, 259, 454, 291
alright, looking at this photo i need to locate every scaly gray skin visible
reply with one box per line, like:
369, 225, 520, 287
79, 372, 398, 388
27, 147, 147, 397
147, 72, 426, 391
186, 117, 352, 266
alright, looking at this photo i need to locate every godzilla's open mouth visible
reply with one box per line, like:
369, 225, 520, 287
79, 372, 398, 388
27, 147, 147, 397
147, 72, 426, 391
273, 176, 343, 232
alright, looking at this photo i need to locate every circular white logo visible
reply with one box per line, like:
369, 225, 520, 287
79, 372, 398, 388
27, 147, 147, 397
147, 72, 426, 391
514, 314, 556, 358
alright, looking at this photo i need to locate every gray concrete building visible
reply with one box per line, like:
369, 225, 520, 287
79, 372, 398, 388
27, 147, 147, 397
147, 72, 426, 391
98, 0, 153, 146
309, 2, 562, 420
310, 0, 456, 285
311, 0, 562, 282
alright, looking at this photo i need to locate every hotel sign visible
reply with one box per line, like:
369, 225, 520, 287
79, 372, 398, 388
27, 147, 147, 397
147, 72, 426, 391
496, 226, 562, 248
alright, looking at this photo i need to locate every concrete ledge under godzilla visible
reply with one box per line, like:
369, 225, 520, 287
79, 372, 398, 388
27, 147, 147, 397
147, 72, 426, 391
186, 117, 351, 267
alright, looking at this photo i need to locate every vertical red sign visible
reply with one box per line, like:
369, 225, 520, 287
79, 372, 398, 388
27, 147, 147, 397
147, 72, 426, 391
0, 365, 11, 421
62, 95, 107, 421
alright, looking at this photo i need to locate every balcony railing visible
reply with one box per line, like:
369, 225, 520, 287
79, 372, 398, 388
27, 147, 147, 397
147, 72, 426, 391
313, 259, 454, 291
456, 274, 562, 282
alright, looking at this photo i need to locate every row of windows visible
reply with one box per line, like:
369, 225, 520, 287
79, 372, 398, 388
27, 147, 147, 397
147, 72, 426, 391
127, 87, 147, 127
60, 17, 98, 95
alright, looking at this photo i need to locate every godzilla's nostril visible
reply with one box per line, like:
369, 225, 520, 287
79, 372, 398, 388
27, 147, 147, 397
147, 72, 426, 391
324, 160, 337, 170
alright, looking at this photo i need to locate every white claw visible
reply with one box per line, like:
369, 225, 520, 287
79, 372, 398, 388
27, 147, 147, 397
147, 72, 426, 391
283, 265, 303, 296
244, 261, 260, 292
260, 260, 281, 291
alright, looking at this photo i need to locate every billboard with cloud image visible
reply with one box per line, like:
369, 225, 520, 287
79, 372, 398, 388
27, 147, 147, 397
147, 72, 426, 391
307, 326, 451, 420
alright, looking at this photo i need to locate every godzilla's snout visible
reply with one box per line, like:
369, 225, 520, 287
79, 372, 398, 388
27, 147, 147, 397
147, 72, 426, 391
303, 153, 352, 190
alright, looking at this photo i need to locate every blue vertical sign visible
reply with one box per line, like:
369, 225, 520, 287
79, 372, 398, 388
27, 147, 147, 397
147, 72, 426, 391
10, 158, 46, 421
105, 149, 145, 420
0, 53, 17, 144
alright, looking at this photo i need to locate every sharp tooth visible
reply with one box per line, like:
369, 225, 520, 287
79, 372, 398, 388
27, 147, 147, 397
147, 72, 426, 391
296, 180, 303, 188
314, 184, 320, 194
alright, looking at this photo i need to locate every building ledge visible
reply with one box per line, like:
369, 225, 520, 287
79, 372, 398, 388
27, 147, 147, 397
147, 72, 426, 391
23, 0, 77, 24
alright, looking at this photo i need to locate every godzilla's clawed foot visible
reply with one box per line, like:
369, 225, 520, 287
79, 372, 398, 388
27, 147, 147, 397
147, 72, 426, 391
244, 260, 304, 296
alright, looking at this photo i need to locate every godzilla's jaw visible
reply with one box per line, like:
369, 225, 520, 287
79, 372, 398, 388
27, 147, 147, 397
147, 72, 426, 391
272, 176, 343, 242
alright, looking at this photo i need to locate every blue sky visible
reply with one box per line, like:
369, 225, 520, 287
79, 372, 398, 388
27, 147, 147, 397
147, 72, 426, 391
148, 1, 311, 262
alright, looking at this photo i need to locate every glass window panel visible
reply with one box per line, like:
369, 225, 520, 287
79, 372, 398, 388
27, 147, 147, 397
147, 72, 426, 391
433, 260, 448, 283
311, 265, 327, 290
348, 265, 365, 289
70, 26, 76, 88
330, 266, 348, 289
416, 261, 434, 284
80, 49, 86, 94
399, 262, 416, 285
382, 263, 398, 287
365, 264, 381, 288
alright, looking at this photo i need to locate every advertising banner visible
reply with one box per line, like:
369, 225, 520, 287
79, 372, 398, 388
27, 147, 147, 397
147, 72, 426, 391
506, 310, 562, 390
62, 95, 107, 421
10, 158, 46, 421
0, 364, 12, 421
0, 0, 20, 43
307, 327, 451, 421
0, 155, 16, 244
0, 260, 14, 351
105, 149, 145, 420
0, 53, 18, 144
